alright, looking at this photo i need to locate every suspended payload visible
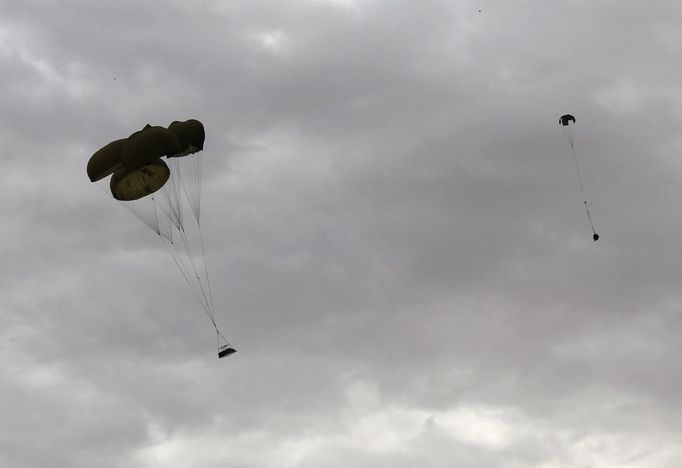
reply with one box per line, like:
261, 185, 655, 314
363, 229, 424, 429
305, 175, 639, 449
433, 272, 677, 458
218, 345, 237, 359
87, 119, 235, 358
558, 114, 599, 242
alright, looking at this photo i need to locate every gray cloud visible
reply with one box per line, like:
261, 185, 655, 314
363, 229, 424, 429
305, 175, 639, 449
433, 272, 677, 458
1, 0, 681, 467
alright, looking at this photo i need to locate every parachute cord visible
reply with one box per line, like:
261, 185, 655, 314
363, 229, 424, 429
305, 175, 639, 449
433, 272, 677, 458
166, 234, 229, 348
180, 154, 202, 223
164, 153, 230, 350
197, 219, 216, 316
164, 159, 185, 229
216, 329, 231, 348
178, 152, 224, 345
173, 156, 210, 314
161, 161, 215, 321
166, 234, 210, 312
570, 144, 598, 236
189, 153, 212, 313
176, 224, 218, 328
584, 203, 597, 235
198, 224, 230, 351
165, 155, 230, 350
94, 182, 162, 235
157, 188, 182, 231
156, 192, 207, 315
151, 198, 174, 242
163, 236, 214, 324
195, 153, 203, 221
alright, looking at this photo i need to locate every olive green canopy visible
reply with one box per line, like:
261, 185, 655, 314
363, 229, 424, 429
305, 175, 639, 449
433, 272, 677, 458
121, 125, 180, 170
88, 119, 206, 201
110, 158, 170, 201
167, 119, 205, 157
87, 138, 126, 182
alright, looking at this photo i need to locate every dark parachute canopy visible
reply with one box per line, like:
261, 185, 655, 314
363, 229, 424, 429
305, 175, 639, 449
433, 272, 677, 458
110, 158, 170, 201
559, 114, 575, 126
87, 138, 126, 182
121, 125, 180, 169
87, 120, 235, 358
168, 119, 205, 157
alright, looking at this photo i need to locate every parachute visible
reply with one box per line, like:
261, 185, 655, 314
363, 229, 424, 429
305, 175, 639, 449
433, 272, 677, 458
110, 158, 170, 201
88, 120, 236, 358
559, 114, 599, 242
87, 138, 126, 182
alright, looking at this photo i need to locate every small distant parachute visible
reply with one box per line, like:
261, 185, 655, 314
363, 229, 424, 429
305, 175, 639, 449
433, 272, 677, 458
87, 120, 236, 358
558, 113, 599, 242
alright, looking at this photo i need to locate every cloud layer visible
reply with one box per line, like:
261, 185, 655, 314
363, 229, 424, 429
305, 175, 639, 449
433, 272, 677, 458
1, 1, 681, 467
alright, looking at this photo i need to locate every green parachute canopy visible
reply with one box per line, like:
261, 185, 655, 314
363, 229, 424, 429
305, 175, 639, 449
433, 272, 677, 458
110, 158, 170, 201
87, 138, 126, 182
121, 125, 180, 170
168, 119, 205, 157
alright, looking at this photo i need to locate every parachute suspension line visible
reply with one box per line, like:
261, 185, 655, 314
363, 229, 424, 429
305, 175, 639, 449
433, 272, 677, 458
180, 153, 215, 316
162, 236, 214, 320
195, 152, 203, 221
165, 162, 185, 229
188, 155, 200, 222
177, 225, 214, 320
151, 197, 160, 236
95, 182, 162, 235
151, 197, 174, 242
174, 154, 221, 335
158, 163, 214, 322
163, 155, 225, 343
163, 211, 217, 331
192, 155, 220, 337
173, 153, 202, 223
100, 180, 213, 324
117, 199, 160, 235
159, 218, 214, 327
197, 225, 216, 316
150, 196, 172, 242
186, 157, 229, 347
570, 143, 597, 236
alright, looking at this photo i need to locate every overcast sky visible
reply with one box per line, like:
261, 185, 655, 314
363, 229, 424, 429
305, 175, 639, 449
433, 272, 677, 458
2, 0, 682, 467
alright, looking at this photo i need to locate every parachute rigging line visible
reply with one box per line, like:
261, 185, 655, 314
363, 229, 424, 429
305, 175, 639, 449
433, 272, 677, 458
570, 143, 598, 240
159, 161, 230, 349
